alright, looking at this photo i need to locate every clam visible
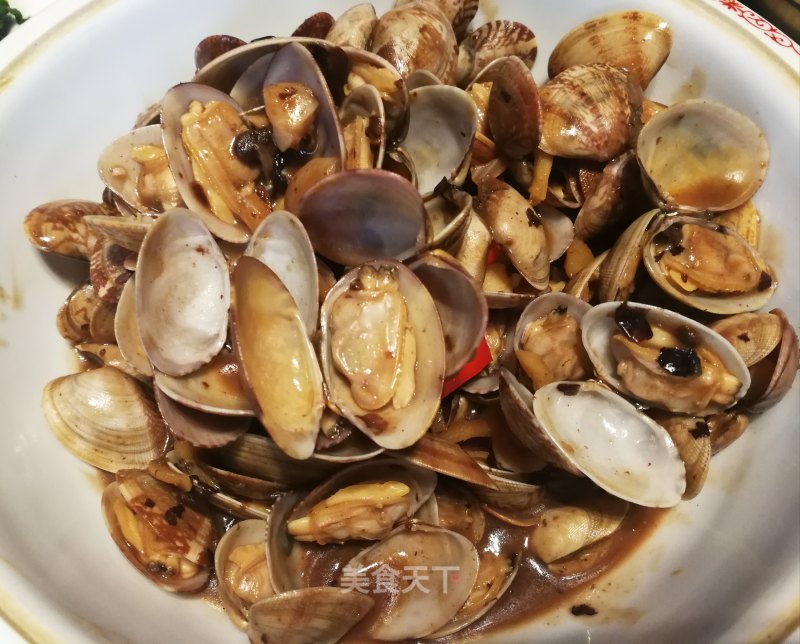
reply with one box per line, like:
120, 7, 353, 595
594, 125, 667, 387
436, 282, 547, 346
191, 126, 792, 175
409, 251, 488, 378
643, 216, 777, 314
421, 185, 472, 255
650, 412, 711, 499
320, 261, 445, 449
597, 209, 660, 303
84, 214, 154, 253
454, 210, 492, 284
231, 256, 324, 460
56, 283, 116, 344
370, 2, 459, 85
530, 494, 629, 564
292, 13, 335, 39
462, 20, 537, 84
154, 387, 250, 449
712, 199, 761, 250
472, 56, 541, 160
261, 42, 345, 162
707, 411, 750, 454
636, 99, 769, 213
471, 466, 546, 523
476, 178, 549, 291
740, 309, 799, 413
214, 519, 273, 629
244, 210, 319, 334
74, 343, 145, 382
114, 277, 152, 377
247, 587, 374, 644
98, 125, 182, 215
339, 84, 386, 169
154, 347, 252, 417
326, 3, 377, 49
23, 200, 109, 259
194, 34, 246, 71
101, 469, 214, 592
285, 459, 437, 544
297, 169, 427, 266
341, 524, 480, 640
161, 83, 269, 242
136, 209, 230, 377
512, 293, 593, 390
710, 312, 784, 368
42, 367, 169, 472
582, 301, 752, 415
396, 0, 479, 40
533, 380, 685, 507
538, 204, 575, 262
389, 435, 498, 489
89, 240, 134, 304
573, 150, 647, 241
399, 85, 478, 197
540, 63, 642, 162
565, 250, 609, 303
548, 11, 672, 89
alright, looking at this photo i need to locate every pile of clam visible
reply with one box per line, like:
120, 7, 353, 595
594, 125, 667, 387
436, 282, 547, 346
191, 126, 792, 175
23, 1, 798, 642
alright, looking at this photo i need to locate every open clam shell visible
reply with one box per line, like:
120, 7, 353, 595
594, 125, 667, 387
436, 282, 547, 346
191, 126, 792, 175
409, 251, 488, 378
160, 84, 256, 243
247, 587, 374, 644
642, 216, 777, 315
636, 99, 769, 213
342, 524, 479, 640
102, 470, 214, 593
285, 459, 437, 544
297, 169, 427, 266
532, 381, 686, 507
261, 41, 345, 163
340, 83, 387, 169
154, 347, 253, 417
421, 187, 473, 255
244, 210, 319, 334
136, 209, 230, 377
114, 276, 153, 378
231, 256, 324, 460
548, 11, 672, 90
582, 301, 752, 415
214, 518, 273, 629
42, 367, 170, 473
399, 85, 478, 197
98, 125, 181, 215
154, 387, 249, 449
320, 261, 445, 450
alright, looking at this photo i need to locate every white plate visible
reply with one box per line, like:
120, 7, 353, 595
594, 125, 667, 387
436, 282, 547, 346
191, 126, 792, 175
0, 1, 798, 642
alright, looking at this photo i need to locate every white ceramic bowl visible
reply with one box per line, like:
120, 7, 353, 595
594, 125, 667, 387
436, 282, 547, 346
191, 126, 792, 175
0, 1, 797, 642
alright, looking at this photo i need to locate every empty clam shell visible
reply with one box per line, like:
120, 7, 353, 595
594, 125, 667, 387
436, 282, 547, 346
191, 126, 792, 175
231, 257, 324, 460
636, 99, 769, 213
154, 347, 253, 417
244, 210, 319, 334
532, 380, 686, 507
409, 251, 488, 378
114, 277, 153, 378
548, 11, 672, 89
400, 85, 478, 197
136, 209, 230, 376
42, 367, 170, 472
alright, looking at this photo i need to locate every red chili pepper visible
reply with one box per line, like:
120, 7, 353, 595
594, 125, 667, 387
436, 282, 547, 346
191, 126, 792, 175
441, 336, 492, 398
